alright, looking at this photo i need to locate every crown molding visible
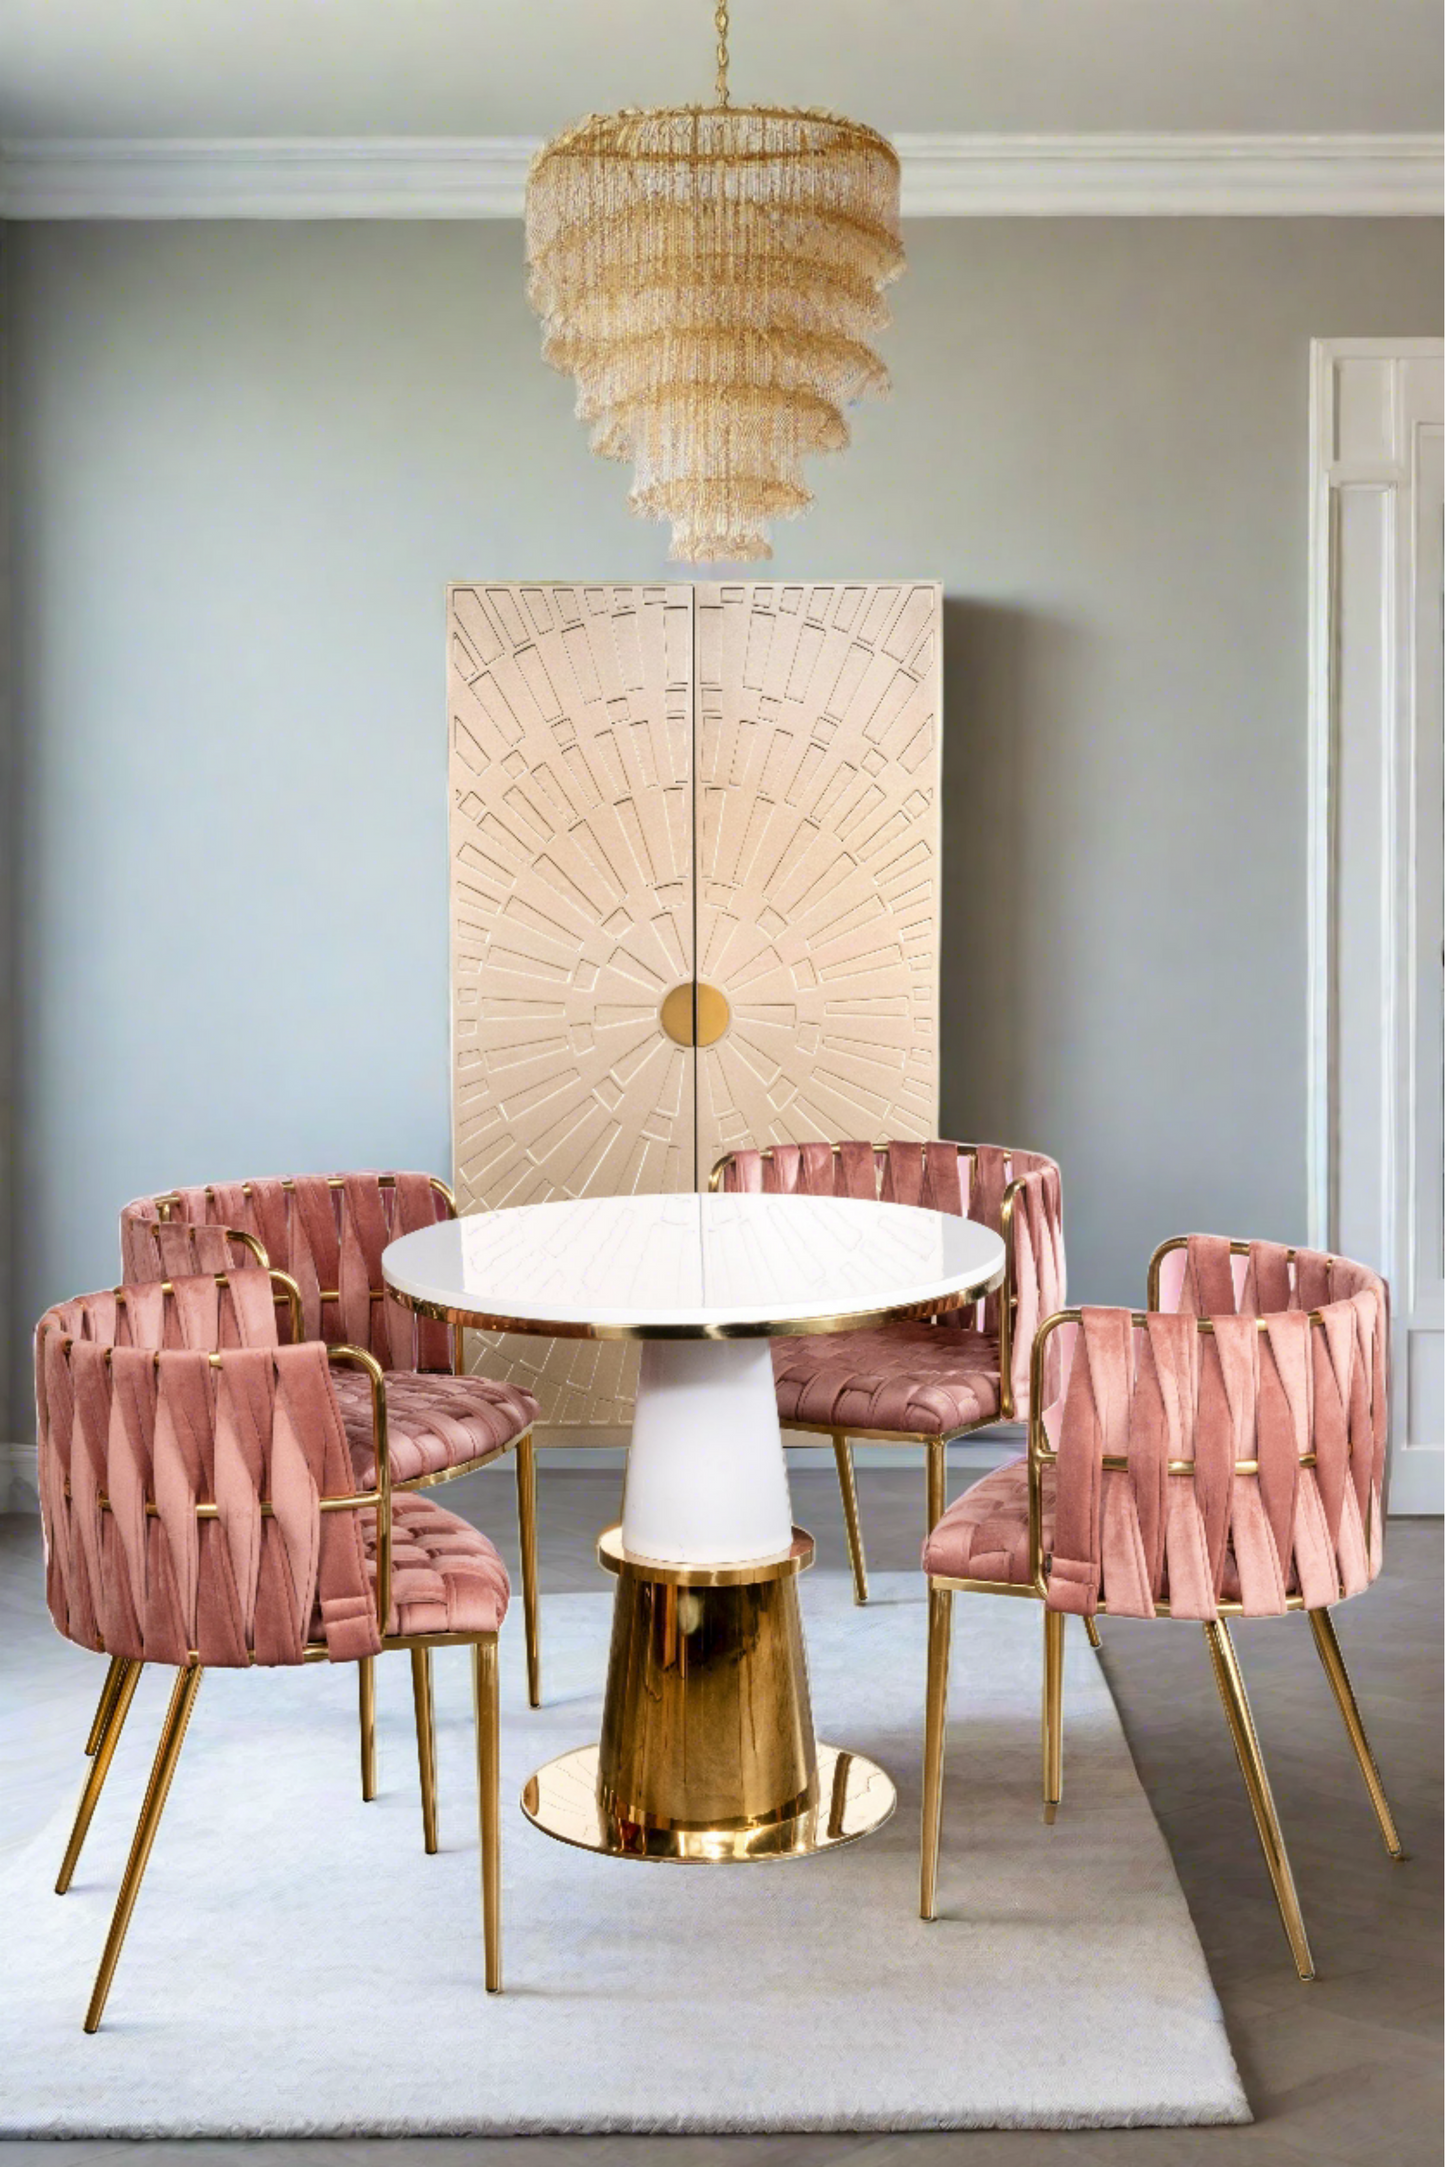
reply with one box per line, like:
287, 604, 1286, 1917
0, 137, 536, 220
0, 132, 1439, 220
898, 132, 1442, 216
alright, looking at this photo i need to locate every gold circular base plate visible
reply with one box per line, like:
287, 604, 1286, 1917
521, 1742, 896, 1863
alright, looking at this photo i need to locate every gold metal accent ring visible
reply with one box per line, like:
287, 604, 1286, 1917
597, 1524, 813, 1587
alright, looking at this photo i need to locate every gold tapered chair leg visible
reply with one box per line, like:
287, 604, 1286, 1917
515, 1431, 542, 1707
83, 1663, 203, 2033
831, 1433, 869, 1606
1084, 1616, 1103, 1652
1042, 1608, 1064, 1823
1308, 1607, 1406, 1860
472, 1639, 502, 1992
411, 1647, 439, 1855
920, 1585, 953, 1919
359, 1655, 377, 1802
58, 1660, 144, 1893
926, 1437, 947, 1535
84, 1655, 129, 1758
1204, 1619, 1315, 1981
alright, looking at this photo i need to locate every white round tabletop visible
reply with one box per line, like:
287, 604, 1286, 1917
382, 1190, 1005, 1340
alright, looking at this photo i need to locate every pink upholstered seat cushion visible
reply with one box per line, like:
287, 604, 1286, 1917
331, 1366, 539, 1486
723, 1138, 1065, 1421
772, 1324, 1001, 1437
922, 1456, 1307, 1602
923, 1457, 1052, 1585
361, 1493, 510, 1639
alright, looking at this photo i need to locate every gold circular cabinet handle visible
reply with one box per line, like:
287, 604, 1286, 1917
659, 980, 731, 1048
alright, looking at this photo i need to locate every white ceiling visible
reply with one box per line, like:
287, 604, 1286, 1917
0, 0, 1439, 141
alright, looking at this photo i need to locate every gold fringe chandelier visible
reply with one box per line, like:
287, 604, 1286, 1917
524, 1, 905, 563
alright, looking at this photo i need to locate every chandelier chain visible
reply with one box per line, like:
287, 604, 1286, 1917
714, 0, 730, 108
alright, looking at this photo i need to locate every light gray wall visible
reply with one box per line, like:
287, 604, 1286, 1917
0, 224, 14, 1445
4, 216, 1440, 1432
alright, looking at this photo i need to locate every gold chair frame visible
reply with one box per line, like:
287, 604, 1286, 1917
709, 1142, 1038, 1604
149, 1174, 540, 1704
53, 1269, 503, 2029
79, 1240, 536, 1852
919, 1238, 1406, 1981
123, 1176, 541, 1792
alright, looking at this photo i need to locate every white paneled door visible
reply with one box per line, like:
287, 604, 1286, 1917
1309, 340, 1444, 1513
448, 581, 942, 1430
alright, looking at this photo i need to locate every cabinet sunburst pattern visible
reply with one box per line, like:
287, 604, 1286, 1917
449, 580, 941, 1430
694, 582, 940, 1174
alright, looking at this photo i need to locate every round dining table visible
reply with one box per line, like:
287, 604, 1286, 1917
382, 1189, 1005, 1863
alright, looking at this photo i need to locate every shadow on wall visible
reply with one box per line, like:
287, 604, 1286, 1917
937, 598, 1100, 1156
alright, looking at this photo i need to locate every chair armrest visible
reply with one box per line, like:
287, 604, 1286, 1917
1146, 1234, 1189, 1312
998, 1177, 1025, 1419
998, 1165, 1065, 1421
270, 1268, 303, 1343
1026, 1307, 1081, 1591
329, 1344, 392, 1633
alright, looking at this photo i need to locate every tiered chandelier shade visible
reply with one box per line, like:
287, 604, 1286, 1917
525, 105, 905, 562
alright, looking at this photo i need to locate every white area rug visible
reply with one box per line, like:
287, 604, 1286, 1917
0, 1573, 1248, 2135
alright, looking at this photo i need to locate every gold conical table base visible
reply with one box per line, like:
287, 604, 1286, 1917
520, 1526, 897, 1863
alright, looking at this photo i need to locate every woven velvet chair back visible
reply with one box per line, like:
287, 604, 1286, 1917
35, 1270, 380, 1670
720, 1138, 1065, 1415
1045, 1236, 1388, 1623
120, 1171, 452, 1372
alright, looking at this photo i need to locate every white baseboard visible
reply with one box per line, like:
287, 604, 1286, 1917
0, 1429, 1021, 1508
1, 1442, 38, 1514
536, 1425, 1026, 1474
1384, 1446, 1445, 1517
0, 1428, 1020, 1511
8, 1426, 1431, 1515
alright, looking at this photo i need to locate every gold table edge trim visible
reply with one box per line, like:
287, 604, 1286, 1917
382, 1263, 1005, 1343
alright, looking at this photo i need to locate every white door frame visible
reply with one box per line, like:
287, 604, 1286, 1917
1307, 336, 1444, 1513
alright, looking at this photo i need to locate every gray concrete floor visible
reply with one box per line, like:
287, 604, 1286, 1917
1, 1461, 1439, 2167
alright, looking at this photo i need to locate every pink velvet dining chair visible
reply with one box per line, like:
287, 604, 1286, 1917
36, 1265, 508, 2030
711, 1139, 1065, 1603
919, 1233, 1404, 1979
117, 1170, 539, 1843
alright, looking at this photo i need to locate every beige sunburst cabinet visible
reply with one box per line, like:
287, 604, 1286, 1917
448, 580, 942, 1431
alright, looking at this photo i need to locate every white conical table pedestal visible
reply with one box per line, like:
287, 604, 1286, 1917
624, 1336, 792, 1563
384, 1191, 1005, 1864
